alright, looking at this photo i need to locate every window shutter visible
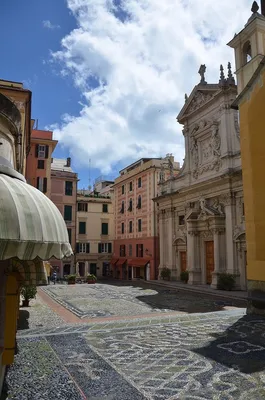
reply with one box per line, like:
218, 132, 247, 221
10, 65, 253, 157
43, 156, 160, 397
43, 178, 47, 193
108, 243, 112, 253
98, 243, 102, 253
35, 144, 39, 157
86, 243, 90, 253
76, 243, 79, 253
36, 177, 39, 190
136, 244, 138, 257
45, 145, 49, 159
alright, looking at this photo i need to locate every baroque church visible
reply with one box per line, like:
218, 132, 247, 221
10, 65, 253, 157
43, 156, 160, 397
155, 64, 246, 290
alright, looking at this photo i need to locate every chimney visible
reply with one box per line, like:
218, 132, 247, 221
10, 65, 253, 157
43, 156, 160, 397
262, 0, 265, 16
66, 157, 71, 167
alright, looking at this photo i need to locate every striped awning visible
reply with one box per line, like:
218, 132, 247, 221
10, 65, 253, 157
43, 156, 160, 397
127, 258, 150, 267
116, 258, 127, 266
0, 170, 73, 261
11, 258, 48, 286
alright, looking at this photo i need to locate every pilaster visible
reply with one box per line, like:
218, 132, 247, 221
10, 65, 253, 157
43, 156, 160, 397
187, 225, 201, 285
222, 194, 236, 274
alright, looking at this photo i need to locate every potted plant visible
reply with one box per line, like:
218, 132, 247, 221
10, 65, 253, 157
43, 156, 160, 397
87, 274, 97, 284
67, 274, 76, 285
180, 270, 189, 284
160, 267, 171, 281
217, 273, 236, 291
20, 285, 37, 307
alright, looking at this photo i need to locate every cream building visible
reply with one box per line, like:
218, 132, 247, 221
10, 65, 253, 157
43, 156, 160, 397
154, 65, 247, 290
76, 182, 114, 278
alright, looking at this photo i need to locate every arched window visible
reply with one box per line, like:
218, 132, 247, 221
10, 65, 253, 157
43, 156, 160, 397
137, 195, 142, 209
243, 41, 252, 64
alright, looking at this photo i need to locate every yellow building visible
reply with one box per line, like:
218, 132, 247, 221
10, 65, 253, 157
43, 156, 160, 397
228, 1, 265, 313
0, 80, 72, 394
76, 182, 114, 278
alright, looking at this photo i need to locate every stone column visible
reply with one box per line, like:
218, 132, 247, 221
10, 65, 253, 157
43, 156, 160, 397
158, 212, 164, 277
167, 209, 174, 273
0, 265, 7, 394
211, 229, 221, 288
187, 222, 201, 285
223, 195, 236, 274
85, 261, 89, 276
76, 262, 80, 277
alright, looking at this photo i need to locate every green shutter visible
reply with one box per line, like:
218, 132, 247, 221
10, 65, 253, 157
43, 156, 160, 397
79, 222, 86, 234
64, 205, 72, 221
86, 243, 90, 253
102, 223, 108, 235
98, 243, 102, 253
108, 243, 112, 253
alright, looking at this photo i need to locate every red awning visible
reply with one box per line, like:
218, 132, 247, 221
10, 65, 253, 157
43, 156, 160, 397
116, 258, 127, 266
110, 258, 119, 265
127, 258, 150, 267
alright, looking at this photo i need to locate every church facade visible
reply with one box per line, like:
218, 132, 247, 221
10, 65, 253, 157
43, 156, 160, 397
154, 65, 247, 290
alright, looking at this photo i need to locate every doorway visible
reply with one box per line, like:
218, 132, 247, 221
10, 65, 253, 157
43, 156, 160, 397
79, 262, 85, 277
180, 251, 187, 272
90, 263, 97, 276
205, 241, 214, 284
63, 264, 70, 276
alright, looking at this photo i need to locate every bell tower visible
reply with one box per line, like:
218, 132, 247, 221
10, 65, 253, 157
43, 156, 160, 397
228, 1, 265, 94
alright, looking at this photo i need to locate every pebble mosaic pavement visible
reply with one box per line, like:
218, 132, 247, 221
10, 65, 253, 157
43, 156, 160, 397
5, 282, 265, 400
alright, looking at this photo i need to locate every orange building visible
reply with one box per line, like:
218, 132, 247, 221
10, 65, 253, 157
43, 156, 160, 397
112, 156, 180, 281
50, 158, 78, 277
26, 128, 58, 198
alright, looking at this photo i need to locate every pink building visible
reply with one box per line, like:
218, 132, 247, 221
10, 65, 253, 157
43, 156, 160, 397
112, 156, 180, 281
49, 158, 78, 277
26, 128, 57, 198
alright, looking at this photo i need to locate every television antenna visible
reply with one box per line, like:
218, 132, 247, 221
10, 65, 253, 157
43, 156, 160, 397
88, 159, 92, 191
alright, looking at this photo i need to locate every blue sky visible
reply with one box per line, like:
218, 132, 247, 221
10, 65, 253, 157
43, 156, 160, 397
1, 0, 251, 188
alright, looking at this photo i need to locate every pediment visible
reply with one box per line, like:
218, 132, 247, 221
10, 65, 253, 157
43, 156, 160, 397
177, 84, 221, 123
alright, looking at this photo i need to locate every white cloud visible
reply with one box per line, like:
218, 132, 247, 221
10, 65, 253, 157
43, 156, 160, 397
43, 20, 61, 30
51, 0, 252, 174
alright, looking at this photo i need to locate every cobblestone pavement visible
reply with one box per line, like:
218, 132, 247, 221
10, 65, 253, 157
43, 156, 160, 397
5, 282, 265, 399
41, 281, 246, 318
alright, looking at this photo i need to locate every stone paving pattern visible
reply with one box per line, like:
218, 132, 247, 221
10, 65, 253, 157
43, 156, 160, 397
5, 282, 265, 400
41, 281, 246, 318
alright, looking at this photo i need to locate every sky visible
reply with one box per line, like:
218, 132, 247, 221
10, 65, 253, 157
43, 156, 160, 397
1, 0, 253, 189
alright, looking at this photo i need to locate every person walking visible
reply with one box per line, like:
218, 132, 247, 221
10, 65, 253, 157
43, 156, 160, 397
52, 271, 57, 285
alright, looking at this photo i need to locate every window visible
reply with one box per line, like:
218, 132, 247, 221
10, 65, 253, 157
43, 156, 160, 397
37, 177, 47, 193
138, 177, 142, 188
243, 40, 252, 64
138, 219, 142, 232
129, 181, 133, 191
120, 201, 125, 214
65, 181, 73, 196
120, 245, 126, 257
129, 221, 133, 233
77, 242, 90, 253
137, 195, 141, 209
179, 215, 185, 226
129, 244, 132, 257
136, 244, 144, 257
64, 205, 72, 221
79, 221, 86, 234
102, 204, 108, 213
122, 185, 125, 195
242, 202, 245, 217
128, 198, 133, 212
101, 222, 109, 235
78, 202, 88, 212
37, 160, 44, 169
98, 243, 112, 253
36, 144, 48, 159
67, 228, 72, 244
121, 222, 124, 234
